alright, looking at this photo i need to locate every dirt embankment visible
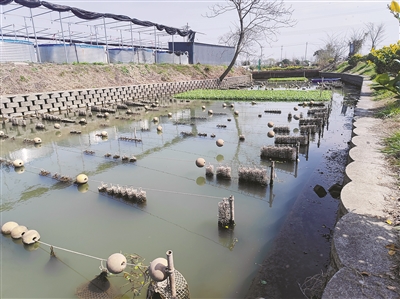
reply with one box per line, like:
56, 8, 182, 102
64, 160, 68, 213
0, 62, 249, 96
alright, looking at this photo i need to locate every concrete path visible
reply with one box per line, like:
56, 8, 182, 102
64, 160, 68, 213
322, 81, 400, 298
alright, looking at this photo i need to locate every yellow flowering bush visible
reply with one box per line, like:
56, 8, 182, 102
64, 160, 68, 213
368, 41, 400, 74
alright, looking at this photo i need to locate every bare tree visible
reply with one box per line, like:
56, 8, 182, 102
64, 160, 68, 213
313, 33, 348, 67
348, 29, 367, 56
365, 22, 386, 50
207, 0, 295, 82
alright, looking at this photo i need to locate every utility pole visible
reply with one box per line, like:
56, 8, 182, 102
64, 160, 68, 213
280, 45, 283, 62
304, 42, 308, 64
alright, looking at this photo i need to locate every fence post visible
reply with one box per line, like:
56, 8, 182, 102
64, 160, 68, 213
229, 195, 235, 225
166, 250, 177, 299
270, 161, 275, 185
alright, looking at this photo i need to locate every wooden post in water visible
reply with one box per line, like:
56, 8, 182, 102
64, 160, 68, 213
229, 195, 235, 225
166, 250, 177, 299
296, 142, 300, 160
307, 129, 311, 145
270, 161, 275, 185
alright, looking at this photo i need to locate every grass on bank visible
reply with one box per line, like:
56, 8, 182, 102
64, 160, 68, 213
174, 89, 332, 101
383, 131, 400, 166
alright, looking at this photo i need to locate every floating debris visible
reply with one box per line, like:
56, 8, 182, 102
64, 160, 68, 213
83, 150, 95, 155
198, 133, 207, 137
217, 124, 227, 128
238, 166, 268, 185
70, 130, 82, 134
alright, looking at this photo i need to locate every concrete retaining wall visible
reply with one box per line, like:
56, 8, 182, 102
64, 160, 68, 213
0, 75, 252, 118
319, 72, 363, 87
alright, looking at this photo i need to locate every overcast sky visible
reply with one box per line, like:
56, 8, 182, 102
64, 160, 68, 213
2, 0, 399, 62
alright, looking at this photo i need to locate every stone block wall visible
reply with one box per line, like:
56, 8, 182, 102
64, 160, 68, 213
0, 75, 252, 118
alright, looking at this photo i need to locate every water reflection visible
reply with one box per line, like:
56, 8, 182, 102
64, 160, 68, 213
0, 86, 358, 299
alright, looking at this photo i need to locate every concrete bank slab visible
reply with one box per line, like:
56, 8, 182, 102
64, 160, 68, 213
348, 146, 387, 165
331, 213, 395, 271
323, 213, 400, 299
352, 117, 381, 129
322, 266, 400, 299
344, 161, 396, 186
340, 181, 391, 217
351, 135, 384, 150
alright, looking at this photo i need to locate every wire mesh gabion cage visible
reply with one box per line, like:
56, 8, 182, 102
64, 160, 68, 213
76, 271, 121, 299
260, 145, 297, 161
147, 269, 190, 299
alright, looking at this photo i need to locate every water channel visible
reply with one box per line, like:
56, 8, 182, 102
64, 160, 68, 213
0, 84, 358, 298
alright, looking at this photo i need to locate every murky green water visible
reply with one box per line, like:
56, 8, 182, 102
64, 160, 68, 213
0, 86, 356, 299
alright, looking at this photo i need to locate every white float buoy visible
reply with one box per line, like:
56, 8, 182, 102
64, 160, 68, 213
101, 131, 108, 137
267, 131, 275, 138
33, 137, 42, 144
0, 130, 4, 136
294, 107, 298, 111
148, 257, 168, 282
234, 110, 239, 116
106, 253, 127, 274
22, 230, 40, 245
54, 123, 60, 129
208, 110, 213, 115
76, 174, 88, 184
153, 117, 159, 123
104, 112, 109, 118
239, 135, 245, 141
293, 114, 300, 120
11, 225, 28, 239
216, 139, 224, 147
168, 112, 173, 117
222, 103, 226, 107
1, 221, 19, 234
157, 125, 163, 132
202, 106, 206, 110
267, 122, 274, 128
13, 159, 24, 168
196, 158, 206, 168
230, 104, 234, 108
